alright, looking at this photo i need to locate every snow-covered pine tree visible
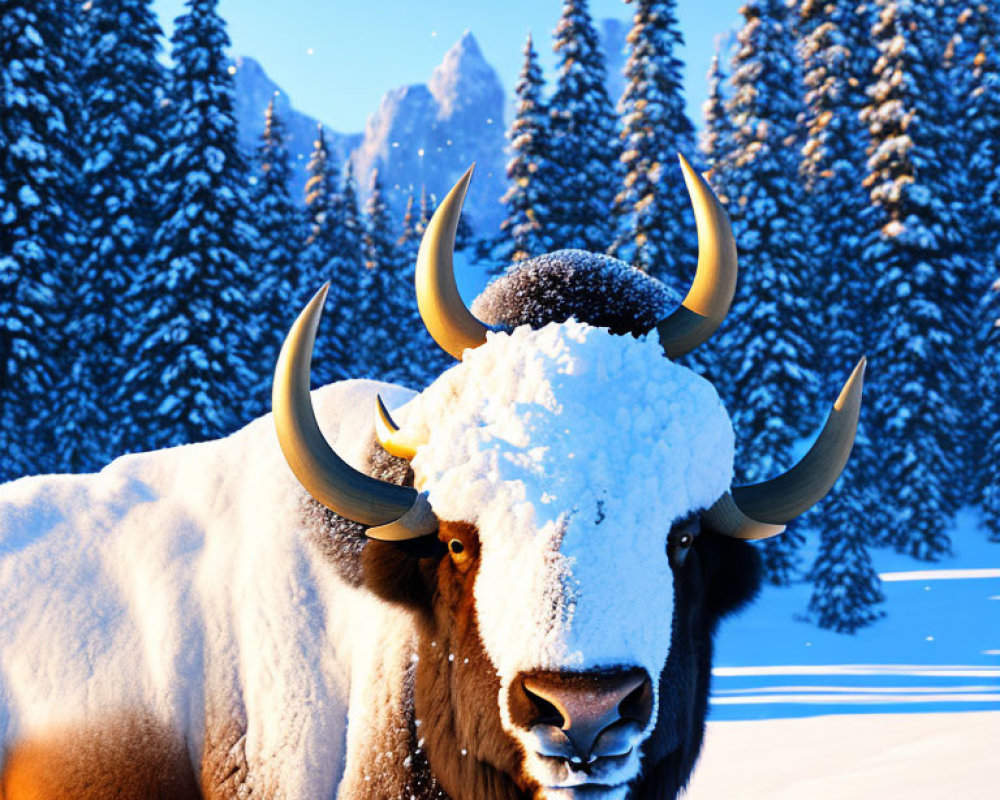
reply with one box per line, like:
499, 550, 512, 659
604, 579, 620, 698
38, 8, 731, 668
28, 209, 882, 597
937, 1, 990, 505
302, 125, 338, 287
298, 125, 353, 386
859, 0, 966, 559
342, 163, 365, 265
806, 462, 886, 631
982, 272, 1000, 543
398, 188, 421, 266
611, 0, 696, 291
0, 0, 81, 480
248, 98, 301, 416
418, 184, 435, 235
303, 124, 337, 261
701, 50, 733, 186
714, 0, 818, 584
952, 1, 999, 237
546, 0, 620, 252
357, 169, 405, 381
798, 0, 874, 342
339, 161, 366, 325
117, 0, 260, 453
362, 169, 395, 278
796, 0, 885, 625
964, 1, 1000, 542
56, 0, 167, 472
501, 33, 551, 263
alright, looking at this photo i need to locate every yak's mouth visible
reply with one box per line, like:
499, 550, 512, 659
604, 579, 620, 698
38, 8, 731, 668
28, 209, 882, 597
537, 778, 632, 800
534, 750, 633, 778
525, 746, 641, 800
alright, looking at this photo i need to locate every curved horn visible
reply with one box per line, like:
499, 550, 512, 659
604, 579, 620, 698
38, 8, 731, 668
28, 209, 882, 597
415, 165, 491, 360
704, 358, 867, 540
273, 285, 438, 540
374, 394, 424, 461
656, 154, 738, 358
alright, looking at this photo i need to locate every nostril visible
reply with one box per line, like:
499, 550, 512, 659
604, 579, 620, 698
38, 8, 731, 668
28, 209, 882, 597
522, 683, 566, 728
618, 676, 654, 728
512, 668, 652, 760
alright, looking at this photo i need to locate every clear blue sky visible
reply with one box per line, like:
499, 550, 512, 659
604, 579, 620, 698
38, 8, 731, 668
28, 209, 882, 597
151, 0, 744, 134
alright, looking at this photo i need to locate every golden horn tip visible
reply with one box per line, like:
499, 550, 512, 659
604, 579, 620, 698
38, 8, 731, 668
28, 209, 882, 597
374, 394, 422, 461
456, 164, 475, 194
834, 356, 867, 411
415, 165, 490, 359
376, 393, 400, 433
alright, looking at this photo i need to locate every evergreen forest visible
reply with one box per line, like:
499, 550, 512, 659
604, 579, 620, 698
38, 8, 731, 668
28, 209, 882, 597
2, 0, 999, 632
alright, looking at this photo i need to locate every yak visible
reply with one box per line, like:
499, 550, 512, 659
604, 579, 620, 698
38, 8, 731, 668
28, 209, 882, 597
0, 157, 864, 800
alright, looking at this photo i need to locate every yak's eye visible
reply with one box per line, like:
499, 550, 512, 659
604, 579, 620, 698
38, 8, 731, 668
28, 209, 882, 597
667, 516, 700, 565
440, 523, 478, 574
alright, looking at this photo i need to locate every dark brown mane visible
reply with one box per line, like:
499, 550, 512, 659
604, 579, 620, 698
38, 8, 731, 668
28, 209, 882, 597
472, 250, 677, 337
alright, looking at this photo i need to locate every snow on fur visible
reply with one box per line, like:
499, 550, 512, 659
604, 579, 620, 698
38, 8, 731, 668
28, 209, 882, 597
395, 322, 735, 685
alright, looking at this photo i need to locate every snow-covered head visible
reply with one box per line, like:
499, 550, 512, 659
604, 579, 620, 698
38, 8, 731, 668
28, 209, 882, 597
408, 322, 733, 680
272, 159, 865, 799
394, 321, 732, 796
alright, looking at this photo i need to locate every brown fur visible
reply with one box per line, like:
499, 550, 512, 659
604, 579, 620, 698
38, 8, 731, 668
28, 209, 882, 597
413, 522, 534, 800
1, 711, 201, 800
199, 707, 249, 800
355, 519, 530, 799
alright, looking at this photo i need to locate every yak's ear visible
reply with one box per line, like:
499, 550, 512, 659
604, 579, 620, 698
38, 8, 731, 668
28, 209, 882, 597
361, 537, 444, 609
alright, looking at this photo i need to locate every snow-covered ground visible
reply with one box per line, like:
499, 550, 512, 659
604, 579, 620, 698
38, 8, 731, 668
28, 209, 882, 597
685, 507, 1000, 796
709, 508, 1000, 719
686, 711, 1000, 799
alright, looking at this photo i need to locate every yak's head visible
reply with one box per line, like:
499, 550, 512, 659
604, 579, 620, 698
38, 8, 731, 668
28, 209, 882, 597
272, 158, 865, 800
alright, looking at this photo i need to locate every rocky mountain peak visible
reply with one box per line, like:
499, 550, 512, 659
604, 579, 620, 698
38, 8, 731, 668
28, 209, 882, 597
429, 31, 504, 126
351, 31, 506, 232
233, 24, 626, 237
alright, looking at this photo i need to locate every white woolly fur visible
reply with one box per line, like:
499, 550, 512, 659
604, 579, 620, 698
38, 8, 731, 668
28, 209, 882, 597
0, 380, 419, 798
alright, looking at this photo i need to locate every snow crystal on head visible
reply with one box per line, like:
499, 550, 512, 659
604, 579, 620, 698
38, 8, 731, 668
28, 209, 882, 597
400, 322, 734, 686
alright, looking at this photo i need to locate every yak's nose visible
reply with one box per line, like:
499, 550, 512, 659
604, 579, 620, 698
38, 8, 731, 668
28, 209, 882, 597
511, 668, 653, 764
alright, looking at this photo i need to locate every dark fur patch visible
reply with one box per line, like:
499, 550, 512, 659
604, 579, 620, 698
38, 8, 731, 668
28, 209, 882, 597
630, 530, 762, 800
471, 251, 678, 337
1, 711, 202, 800
303, 434, 416, 588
